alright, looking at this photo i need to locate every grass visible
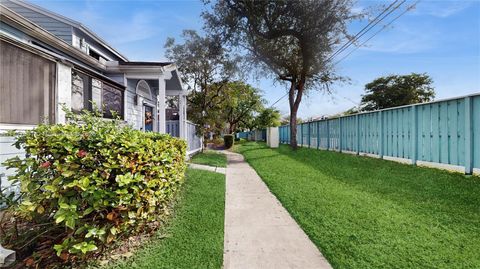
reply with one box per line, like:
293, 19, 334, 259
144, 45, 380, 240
108, 168, 225, 269
236, 142, 480, 269
190, 150, 227, 167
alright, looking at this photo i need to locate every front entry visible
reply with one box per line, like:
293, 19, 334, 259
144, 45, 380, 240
144, 105, 154, 132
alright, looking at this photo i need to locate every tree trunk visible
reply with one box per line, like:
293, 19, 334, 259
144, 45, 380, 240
288, 80, 304, 150
289, 106, 298, 149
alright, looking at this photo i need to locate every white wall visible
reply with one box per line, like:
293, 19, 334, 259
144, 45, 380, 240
267, 127, 279, 148
56, 62, 72, 124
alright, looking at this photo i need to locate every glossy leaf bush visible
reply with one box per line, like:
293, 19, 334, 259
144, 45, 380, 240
2, 110, 186, 265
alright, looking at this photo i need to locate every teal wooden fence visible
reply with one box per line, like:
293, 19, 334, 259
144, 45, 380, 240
236, 129, 267, 141
279, 94, 480, 174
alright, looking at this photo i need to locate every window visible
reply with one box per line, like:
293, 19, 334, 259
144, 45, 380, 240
136, 80, 152, 99
0, 40, 55, 124
102, 83, 124, 119
88, 47, 107, 63
71, 71, 92, 113
166, 95, 179, 121
88, 49, 101, 60
71, 70, 124, 119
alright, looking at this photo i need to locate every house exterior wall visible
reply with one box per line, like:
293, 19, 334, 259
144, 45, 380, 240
2, 0, 73, 44
125, 79, 160, 131
165, 70, 183, 92
71, 28, 123, 62
126, 79, 142, 130
0, 135, 22, 195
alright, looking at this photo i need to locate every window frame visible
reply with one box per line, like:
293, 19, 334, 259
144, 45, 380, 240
101, 81, 124, 120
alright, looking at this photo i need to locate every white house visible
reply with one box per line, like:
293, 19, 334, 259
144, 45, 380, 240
0, 0, 202, 192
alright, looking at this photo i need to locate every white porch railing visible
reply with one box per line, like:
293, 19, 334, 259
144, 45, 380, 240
166, 120, 180, 137
187, 121, 203, 154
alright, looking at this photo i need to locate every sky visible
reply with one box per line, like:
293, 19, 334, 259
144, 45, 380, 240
30, 0, 480, 119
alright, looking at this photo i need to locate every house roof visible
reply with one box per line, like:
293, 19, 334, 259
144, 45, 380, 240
7, 0, 129, 62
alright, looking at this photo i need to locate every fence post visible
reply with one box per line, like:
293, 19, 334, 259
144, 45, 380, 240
356, 114, 360, 155
465, 96, 473, 175
339, 117, 343, 152
326, 120, 330, 150
317, 121, 320, 149
411, 105, 418, 166
379, 111, 384, 159
300, 123, 303, 147
308, 121, 311, 148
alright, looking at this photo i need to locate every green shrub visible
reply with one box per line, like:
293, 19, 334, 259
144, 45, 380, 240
224, 134, 234, 149
2, 110, 186, 265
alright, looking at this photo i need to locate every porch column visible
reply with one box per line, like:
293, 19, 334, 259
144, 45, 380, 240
184, 95, 188, 139
178, 94, 188, 139
56, 62, 72, 124
158, 77, 166, 133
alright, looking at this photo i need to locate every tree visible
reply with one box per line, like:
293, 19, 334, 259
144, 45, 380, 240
222, 81, 263, 134
165, 30, 238, 143
360, 73, 435, 111
203, 0, 358, 149
255, 108, 281, 129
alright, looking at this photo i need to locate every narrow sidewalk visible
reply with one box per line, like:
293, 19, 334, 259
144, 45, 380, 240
223, 151, 332, 269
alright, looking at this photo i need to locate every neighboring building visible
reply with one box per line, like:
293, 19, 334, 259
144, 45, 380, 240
0, 0, 202, 192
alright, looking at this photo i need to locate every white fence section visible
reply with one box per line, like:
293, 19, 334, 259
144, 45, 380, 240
187, 121, 203, 155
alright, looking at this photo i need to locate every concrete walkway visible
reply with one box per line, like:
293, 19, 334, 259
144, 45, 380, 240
223, 151, 332, 269
187, 163, 226, 174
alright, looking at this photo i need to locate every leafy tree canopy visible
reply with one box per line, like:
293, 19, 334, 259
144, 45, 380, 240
203, 0, 359, 148
165, 30, 239, 141
221, 81, 264, 133
360, 73, 435, 111
255, 108, 281, 129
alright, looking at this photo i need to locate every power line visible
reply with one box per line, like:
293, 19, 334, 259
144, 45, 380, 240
334, 0, 420, 65
327, 0, 404, 62
269, 92, 289, 108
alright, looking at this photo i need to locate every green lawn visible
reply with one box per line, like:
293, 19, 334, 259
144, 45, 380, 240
108, 169, 225, 269
190, 151, 227, 167
236, 142, 480, 269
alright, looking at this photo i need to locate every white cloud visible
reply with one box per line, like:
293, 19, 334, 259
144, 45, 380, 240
412, 0, 471, 18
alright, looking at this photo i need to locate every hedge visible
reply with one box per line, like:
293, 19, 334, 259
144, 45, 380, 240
223, 134, 234, 149
1, 110, 186, 267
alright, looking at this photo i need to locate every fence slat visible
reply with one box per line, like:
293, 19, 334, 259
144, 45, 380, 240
412, 105, 418, 165
465, 96, 473, 174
